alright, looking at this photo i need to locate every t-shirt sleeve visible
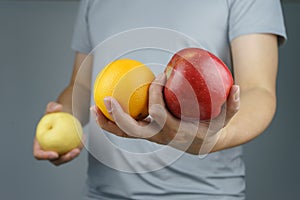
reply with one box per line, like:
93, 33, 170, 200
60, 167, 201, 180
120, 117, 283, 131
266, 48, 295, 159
228, 0, 287, 45
71, 0, 93, 54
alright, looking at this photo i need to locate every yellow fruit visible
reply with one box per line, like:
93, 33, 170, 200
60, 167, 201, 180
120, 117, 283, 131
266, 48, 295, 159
94, 59, 155, 121
36, 112, 83, 155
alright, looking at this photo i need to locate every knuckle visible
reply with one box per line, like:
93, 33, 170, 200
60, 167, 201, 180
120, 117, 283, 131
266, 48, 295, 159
46, 102, 52, 108
46, 101, 54, 109
149, 82, 158, 95
149, 105, 164, 121
233, 106, 240, 113
149, 112, 159, 123
229, 104, 239, 114
72, 153, 80, 159
34, 155, 41, 160
45, 106, 52, 114
33, 152, 42, 160
96, 119, 105, 127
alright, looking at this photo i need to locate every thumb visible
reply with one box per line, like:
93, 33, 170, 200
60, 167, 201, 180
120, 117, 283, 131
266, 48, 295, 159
226, 85, 240, 119
45, 101, 63, 114
104, 97, 129, 123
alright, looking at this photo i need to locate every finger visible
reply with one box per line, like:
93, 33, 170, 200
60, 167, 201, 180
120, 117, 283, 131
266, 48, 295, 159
106, 97, 141, 135
50, 148, 81, 166
45, 101, 63, 114
107, 97, 161, 139
148, 104, 168, 128
148, 73, 167, 126
225, 85, 240, 122
149, 73, 167, 109
90, 105, 127, 137
148, 73, 178, 128
33, 138, 59, 160
212, 85, 240, 129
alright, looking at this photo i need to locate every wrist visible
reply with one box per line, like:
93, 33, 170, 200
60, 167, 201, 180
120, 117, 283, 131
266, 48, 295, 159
209, 126, 229, 153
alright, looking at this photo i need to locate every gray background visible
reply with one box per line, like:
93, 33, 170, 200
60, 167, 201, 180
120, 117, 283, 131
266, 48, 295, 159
0, 1, 299, 200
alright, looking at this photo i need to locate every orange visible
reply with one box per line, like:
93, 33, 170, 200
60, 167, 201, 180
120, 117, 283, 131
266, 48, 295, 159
94, 59, 155, 121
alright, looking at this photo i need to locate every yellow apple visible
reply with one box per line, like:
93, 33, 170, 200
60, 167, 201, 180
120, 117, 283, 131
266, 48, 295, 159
36, 112, 83, 155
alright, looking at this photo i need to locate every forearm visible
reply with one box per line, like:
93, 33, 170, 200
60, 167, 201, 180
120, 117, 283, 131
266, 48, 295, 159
57, 83, 91, 126
212, 87, 276, 152
57, 85, 73, 114
55, 52, 92, 125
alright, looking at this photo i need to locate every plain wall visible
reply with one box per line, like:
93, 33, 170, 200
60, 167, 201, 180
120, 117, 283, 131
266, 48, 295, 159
0, 2, 88, 200
0, 1, 299, 200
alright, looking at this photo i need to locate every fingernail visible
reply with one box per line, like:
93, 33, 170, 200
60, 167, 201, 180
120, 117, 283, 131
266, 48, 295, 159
104, 97, 112, 112
234, 86, 240, 101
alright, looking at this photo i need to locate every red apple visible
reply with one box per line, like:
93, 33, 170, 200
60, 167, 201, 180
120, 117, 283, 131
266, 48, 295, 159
163, 48, 233, 120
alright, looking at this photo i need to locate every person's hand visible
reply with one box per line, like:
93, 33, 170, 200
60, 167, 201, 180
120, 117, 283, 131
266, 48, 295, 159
33, 102, 84, 166
91, 73, 240, 154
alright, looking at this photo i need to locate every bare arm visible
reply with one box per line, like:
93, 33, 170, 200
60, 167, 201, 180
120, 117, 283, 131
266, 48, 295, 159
93, 33, 279, 155
213, 33, 279, 151
57, 52, 93, 125
33, 52, 93, 165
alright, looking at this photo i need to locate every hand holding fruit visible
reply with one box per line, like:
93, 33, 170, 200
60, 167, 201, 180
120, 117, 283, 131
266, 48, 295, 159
33, 102, 84, 166
93, 73, 239, 154
92, 48, 240, 154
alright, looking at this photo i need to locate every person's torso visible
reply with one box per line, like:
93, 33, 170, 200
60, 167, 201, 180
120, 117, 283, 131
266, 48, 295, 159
83, 0, 245, 199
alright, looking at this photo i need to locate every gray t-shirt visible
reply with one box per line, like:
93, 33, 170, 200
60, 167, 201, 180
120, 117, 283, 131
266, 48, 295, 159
71, 0, 287, 199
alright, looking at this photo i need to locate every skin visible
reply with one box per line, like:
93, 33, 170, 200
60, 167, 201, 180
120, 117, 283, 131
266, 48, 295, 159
33, 33, 279, 163
33, 52, 92, 165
